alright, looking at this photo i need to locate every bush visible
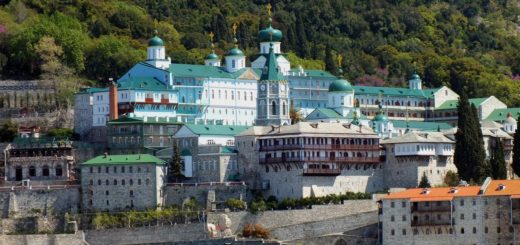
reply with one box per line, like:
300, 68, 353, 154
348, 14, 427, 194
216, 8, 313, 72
241, 223, 270, 239
226, 198, 245, 211
444, 170, 459, 186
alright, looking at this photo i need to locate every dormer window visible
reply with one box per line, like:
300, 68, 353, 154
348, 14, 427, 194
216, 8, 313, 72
421, 188, 430, 194
498, 184, 506, 190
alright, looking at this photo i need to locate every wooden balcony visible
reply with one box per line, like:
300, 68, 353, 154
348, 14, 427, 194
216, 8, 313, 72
259, 156, 380, 164
303, 168, 341, 176
145, 98, 153, 103
259, 144, 380, 151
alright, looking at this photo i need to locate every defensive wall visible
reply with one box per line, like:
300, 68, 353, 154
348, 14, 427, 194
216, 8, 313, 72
164, 182, 248, 208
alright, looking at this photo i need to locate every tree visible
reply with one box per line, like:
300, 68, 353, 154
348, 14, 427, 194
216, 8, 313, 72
0, 121, 18, 142
513, 116, 520, 178
444, 171, 459, 186
289, 108, 303, 124
454, 92, 487, 183
418, 172, 431, 188
324, 44, 336, 75
490, 138, 507, 180
168, 141, 182, 182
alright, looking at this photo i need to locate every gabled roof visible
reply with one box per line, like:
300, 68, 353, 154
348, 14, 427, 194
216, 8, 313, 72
169, 63, 258, 80
287, 69, 336, 79
184, 124, 250, 136
436, 97, 489, 110
353, 86, 440, 98
308, 108, 343, 119
237, 122, 377, 138
118, 77, 170, 91
82, 154, 165, 166
383, 186, 482, 200
391, 120, 453, 131
483, 179, 520, 196
485, 108, 520, 122
381, 131, 454, 144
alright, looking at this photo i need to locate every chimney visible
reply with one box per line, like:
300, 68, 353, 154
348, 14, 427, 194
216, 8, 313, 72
108, 78, 118, 120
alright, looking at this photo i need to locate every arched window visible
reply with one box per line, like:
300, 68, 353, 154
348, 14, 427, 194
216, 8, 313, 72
113, 179, 117, 185
146, 179, 150, 185
130, 190, 134, 197
130, 179, 133, 185
271, 101, 277, 115
42, 165, 49, 177
55, 165, 63, 176
29, 166, 36, 177
98, 179, 101, 185
282, 102, 287, 115
122, 179, 125, 185
106, 179, 109, 185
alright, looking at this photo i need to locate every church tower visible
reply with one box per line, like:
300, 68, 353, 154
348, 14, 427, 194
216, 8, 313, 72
255, 43, 291, 126
409, 73, 422, 90
146, 30, 171, 69
225, 23, 246, 73
251, 3, 291, 75
204, 32, 221, 67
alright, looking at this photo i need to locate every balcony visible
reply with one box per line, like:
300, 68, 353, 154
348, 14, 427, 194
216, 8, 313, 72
145, 98, 153, 103
303, 168, 341, 176
259, 144, 380, 151
411, 219, 452, 226
259, 156, 380, 164
504, 143, 514, 151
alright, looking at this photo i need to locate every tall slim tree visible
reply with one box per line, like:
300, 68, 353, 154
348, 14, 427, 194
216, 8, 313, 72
454, 92, 487, 183
418, 173, 431, 188
168, 141, 182, 182
490, 138, 507, 180
324, 44, 336, 75
512, 116, 520, 178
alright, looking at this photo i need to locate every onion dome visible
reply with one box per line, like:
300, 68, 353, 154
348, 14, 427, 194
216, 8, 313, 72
372, 105, 388, 122
258, 24, 283, 42
328, 79, 353, 93
205, 53, 219, 60
226, 47, 244, 56
410, 73, 420, 80
148, 35, 164, 47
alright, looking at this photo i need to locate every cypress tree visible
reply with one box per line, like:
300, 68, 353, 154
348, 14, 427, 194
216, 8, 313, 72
454, 92, 487, 183
169, 141, 182, 182
490, 138, 507, 180
512, 116, 520, 177
418, 173, 431, 188
325, 44, 336, 75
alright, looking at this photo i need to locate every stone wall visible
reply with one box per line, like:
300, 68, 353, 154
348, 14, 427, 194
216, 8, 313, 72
84, 224, 206, 245
208, 199, 378, 241
164, 183, 248, 208
0, 232, 84, 245
0, 188, 80, 219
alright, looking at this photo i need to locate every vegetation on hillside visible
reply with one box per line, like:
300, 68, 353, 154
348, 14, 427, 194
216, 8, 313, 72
1, 1, 520, 105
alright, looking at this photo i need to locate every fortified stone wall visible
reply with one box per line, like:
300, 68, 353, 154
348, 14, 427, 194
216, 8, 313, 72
0, 188, 80, 219
164, 183, 248, 207
0, 232, 84, 245
208, 199, 378, 240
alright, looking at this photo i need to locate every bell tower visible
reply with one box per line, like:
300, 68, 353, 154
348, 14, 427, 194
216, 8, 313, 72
255, 43, 291, 126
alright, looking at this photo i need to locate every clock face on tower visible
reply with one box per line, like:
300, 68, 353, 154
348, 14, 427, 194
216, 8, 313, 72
260, 84, 266, 91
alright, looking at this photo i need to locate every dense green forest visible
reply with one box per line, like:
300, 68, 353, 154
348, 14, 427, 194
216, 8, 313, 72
1, 0, 520, 106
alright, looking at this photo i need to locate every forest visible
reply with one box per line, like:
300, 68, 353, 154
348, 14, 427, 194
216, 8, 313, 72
1, 0, 520, 106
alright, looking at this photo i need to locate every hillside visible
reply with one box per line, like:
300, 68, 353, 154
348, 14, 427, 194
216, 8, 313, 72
0, 0, 520, 106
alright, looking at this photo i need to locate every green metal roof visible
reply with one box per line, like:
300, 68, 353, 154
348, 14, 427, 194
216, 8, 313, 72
148, 36, 164, 46
258, 24, 283, 42
185, 124, 249, 136
221, 146, 238, 154
82, 154, 165, 166
391, 120, 454, 131
260, 44, 285, 81
288, 68, 336, 78
169, 63, 252, 79
436, 97, 489, 110
118, 77, 169, 91
312, 108, 343, 118
485, 108, 520, 122
329, 79, 353, 92
226, 47, 244, 56
205, 53, 219, 60
353, 86, 439, 98
76, 87, 107, 94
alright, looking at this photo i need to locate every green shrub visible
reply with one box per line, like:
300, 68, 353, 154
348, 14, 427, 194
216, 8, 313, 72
226, 198, 245, 210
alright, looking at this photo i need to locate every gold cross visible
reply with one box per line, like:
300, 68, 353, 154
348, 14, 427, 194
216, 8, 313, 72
232, 23, 238, 36
267, 3, 272, 17
337, 54, 343, 67
209, 32, 214, 42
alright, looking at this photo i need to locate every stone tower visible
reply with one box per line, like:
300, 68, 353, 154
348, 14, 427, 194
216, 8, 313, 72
255, 43, 291, 126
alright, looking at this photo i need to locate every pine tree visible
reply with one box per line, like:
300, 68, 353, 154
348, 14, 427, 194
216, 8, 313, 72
512, 116, 520, 177
418, 172, 431, 188
169, 141, 183, 182
490, 138, 507, 180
